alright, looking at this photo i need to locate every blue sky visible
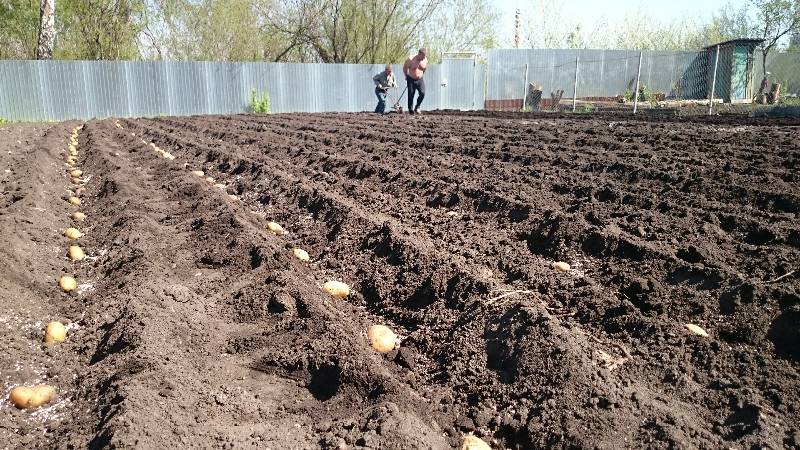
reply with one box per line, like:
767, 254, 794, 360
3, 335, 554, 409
494, 0, 751, 44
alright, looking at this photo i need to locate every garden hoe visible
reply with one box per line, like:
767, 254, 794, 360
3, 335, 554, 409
386, 86, 407, 114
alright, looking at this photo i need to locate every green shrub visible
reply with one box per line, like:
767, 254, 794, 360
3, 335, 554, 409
249, 89, 271, 114
0, 117, 9, 125
623, 89, 634, 102
779, 96, 800, 106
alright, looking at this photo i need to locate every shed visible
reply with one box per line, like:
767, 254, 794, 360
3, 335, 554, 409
703, 39, 764, 102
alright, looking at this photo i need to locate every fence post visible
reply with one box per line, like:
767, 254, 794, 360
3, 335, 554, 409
572, 56, 579, 112
708, 44, 720, 116
633, 51, 643, 114
471, 56, 476, 109
522, 63, 529, 110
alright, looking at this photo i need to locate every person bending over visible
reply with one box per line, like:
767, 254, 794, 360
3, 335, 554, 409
372, 64, 397, 114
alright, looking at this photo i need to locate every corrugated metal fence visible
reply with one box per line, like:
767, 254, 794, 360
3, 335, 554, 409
2, 51, 795, 121
0, 59, 485, 121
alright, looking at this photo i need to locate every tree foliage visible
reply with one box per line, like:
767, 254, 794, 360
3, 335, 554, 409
265, 0, 442, 63
748, 0, 800, 72
420, 0, 499, 61
0, 0, 798, 63
521, 0, 800, 53
56, 0, 147, 60
0, 0, 40, 59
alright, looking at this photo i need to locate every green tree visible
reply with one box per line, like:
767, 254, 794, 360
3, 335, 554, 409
54, 0, 147, 59
150, 0, 282, 61
690, 3, 752, 47
749, 0, 800, 73
420, 0, 499, 61
0, 0, 40, 59
612, 10, 705, 50
789, 30, 800, 49
267, 0, 442, 63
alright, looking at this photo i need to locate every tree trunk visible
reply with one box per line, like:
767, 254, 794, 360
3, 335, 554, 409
36, 0, 56, 60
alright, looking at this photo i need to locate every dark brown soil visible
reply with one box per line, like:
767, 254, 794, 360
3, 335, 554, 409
1, 112, 798, 449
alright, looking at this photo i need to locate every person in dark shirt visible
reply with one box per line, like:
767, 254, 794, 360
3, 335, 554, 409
372, 64, 397, 114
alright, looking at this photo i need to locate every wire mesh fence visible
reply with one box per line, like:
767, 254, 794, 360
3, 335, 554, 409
486, 45, 798, 115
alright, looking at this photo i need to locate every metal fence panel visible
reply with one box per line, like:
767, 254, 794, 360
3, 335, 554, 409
0, 60, 485, 121
441, 58, 476, 110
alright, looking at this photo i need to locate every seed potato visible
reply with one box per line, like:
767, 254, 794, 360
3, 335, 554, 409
553, 261, 571, 272
685, 323, 709, 337
44, 321, 66, 343
10, 385, 57, 409
367, 325, 396, 353
323, 280, 350, 298
68, 245, 85, 261
64, 228, 82, 240
266, 221, 285, 234
59, 275, 77, 292
292, 248, 310, 262
460, 435, 491, 450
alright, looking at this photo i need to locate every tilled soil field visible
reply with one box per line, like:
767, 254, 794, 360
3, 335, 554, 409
1, 112, 798, 449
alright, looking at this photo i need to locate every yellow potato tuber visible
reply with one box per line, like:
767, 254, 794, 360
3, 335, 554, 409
205, 176, 215, 185
292, 248, 310, 262
70, 176, 82, 185
64, 228, 82, 240
28, 385, 56, 408
685, 323, 709, 337
68, 245, 85, 262
553, 261, 571, 272
323, 280, 350, 298
191, 170, 204, 177
68, 196, 81, 206
214, 183, 227, 191
266, 221, 285, 234
70, 169, 83, 177
460, 435, 491, 450
367, 325, 396, 353
71, 211, 86, 222
9, 386, 34, 408
228, 194, 238, 201
59, 276, 77, 292
13, 385, 57, 409
44, 321, 66, 343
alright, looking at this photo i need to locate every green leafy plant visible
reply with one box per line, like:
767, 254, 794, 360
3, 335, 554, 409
778, 96, 800, 106
622, 89, 632, 102
0, 117, 9, 125
249, 89, 271, 114
520, 106, 533, 113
